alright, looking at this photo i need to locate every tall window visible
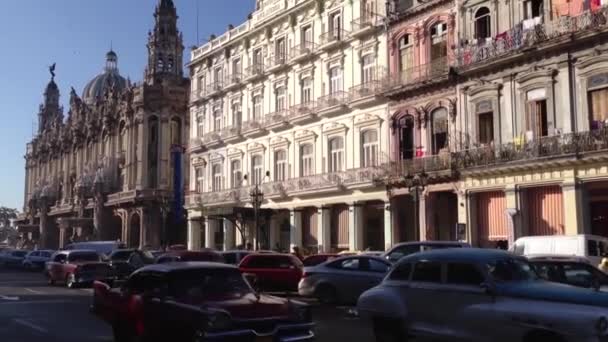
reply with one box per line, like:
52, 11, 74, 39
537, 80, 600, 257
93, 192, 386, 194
232, 101, 242, 127
399, 35, 413, 81
213, 105, 222, 132
524, 0, 543, 19
213, 67, 223, 85
212, 163, 222, 191
300, 144, 314, 177
478, 112, 494, 145
275, 37, 286, 62
329, 12, 342, 39
475, 7, 491, 39
431, 108, 449, 154
251, 155, 263, 185
198, 75, 206, 92
170, 118, 181, 146
301, 25, 313, 46
253, 95, 263, 120
329, 67, 343, 94
302, 78, 313, 103
328, 137, 344, 172
147, 116, 159, 188
232, 58, 242, 75
197, 115, 205, 137
526, 99, 549, 139
275, 86, 286, 111
430, 22, 448, 62
361, 130, 379, 167
362, 54, 375, 84
231, 160, 242, 188
589, 87, 608, 129
253, 48, 263, 66
274, 150, 287, 181
399, 116, 415, 160
194, 167, 203, 192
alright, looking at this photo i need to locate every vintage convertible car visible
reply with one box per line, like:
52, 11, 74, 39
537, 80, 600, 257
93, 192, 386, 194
91, 261, 315, 342
357, 248, 608, 342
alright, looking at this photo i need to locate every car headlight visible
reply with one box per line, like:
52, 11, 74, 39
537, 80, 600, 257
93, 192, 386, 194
597, 317, 608, 334
205, 311, 232, 332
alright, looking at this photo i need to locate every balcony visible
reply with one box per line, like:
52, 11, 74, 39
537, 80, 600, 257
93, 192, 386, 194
452, 128, 608, 173
289, 42, 317, 63
319, 29, 350, 51
281, 173, 344, 196
219, 125, 243, 143
351, 13, 382, 38
241, 118, 267, 138
386, 57, 450, 95
201, 131, 222, 148
456, 6, 608, 71
190, 187, 250, 207
266, 54, 289, 73
206, 81, 224, 98
224, 73, 244, 91
189, 137, 203, 151
317, 91, 350, 116
264, 109, 290, 131
349, 79, 387, 108
190, 89, 207, 104
288, 101, 318, 124
244, 64, 266, 82
384, 153, 455, 185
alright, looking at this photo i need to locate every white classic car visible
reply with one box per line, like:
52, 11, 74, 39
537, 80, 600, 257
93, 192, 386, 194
357, 248, 608, 342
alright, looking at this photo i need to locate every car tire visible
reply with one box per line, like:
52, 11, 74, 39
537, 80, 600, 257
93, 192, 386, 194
66, 273, 77, 289
373, 317, 408, 342
315, 284, 338, 305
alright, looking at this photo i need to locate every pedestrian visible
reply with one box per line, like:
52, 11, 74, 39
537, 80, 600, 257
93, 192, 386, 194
292, 246, 303, 261
599, 258, 608, 273
246, 242, 253, 251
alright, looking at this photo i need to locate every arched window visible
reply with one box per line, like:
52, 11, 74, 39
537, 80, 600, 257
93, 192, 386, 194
328, 137, 344, 172
212, 163, 222, 191
475, 7, 491, 39
147, 116, 159, 188
231, 160, 242, 188
300, 144, 314, 177
170, 118, 181, 146
274, 149, 287, 181
398, 115, 415, 160
251, 155, 263, 185
431, 108, 448, 155
430, 22, 448, 62
399, 34, 413, 75
361, 130, 379, 167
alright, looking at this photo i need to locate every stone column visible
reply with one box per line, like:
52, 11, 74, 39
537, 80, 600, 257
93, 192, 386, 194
348, 203, 364, 251
135, 118, 146, 189
204, 217, 216, 249
290, 209, 302, 249
269, 216, 280, 251
235, 218, 244, 248
383, 202, 393, 251
223, 218, 236, 251
505, 185, 522, 245
188, 218, 202, 251
419, 193, 428, 241
317, 207, 331, 253
562, 179, 585, 236
457, 190, 472, 244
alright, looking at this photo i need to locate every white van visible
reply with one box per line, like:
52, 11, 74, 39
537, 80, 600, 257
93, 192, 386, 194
511, 235, 608, 266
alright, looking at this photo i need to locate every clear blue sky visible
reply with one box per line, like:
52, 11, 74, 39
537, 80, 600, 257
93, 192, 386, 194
0, 0, 253, 211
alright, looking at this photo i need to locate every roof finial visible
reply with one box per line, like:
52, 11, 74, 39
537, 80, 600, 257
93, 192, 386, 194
49, 63, 56, 80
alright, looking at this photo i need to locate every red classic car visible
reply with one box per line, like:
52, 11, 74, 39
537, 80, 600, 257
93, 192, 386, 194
91, 262, 314, 342
239, 253, 304, 292
45, 250, 114, 288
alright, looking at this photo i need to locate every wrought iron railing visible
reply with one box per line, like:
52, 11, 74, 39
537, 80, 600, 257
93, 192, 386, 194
289, 101, 317, 118
206, 81, 224, 94
202, 131, 221, 145
289, 42, 317, 60
319, 29, 350, 46
267, 53, 288, 68
317, 91, 350, 110
264, 109, 290, 127
452, 129, 608, 169
349, 79, 387, 101
389, 56, 449, 88
225, 73, 243, 86
385, 153, 453, 178
351, 13, 381, 32
219, 125, 241, 139
456, 6, 608, 68
245, 64, 266, 78
241, 118, 265, 133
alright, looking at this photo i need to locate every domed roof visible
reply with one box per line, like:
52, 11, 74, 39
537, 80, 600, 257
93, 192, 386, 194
82, 50, 127, 105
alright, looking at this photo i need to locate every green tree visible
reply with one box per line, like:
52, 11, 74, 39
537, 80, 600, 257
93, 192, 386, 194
0, 207, 18, 244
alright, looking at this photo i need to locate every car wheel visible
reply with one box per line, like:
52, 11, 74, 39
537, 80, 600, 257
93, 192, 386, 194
66, 273, 77, 289
315, 284, 338, 305
373, 317, 407, 342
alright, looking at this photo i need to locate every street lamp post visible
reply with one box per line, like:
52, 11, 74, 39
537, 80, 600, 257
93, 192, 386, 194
403, 172, 428, 241
159, 196, 171, 249
250, 184, 264, 251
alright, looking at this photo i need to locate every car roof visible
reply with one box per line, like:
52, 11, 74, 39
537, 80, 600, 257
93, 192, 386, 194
400, 248, 517, 263
161, 249, 220, 257
391, 241, 471, 248
222, 250, 251, 253
110, 249, 137, 254
61, 249, 99, 255
135, 261, 236, 274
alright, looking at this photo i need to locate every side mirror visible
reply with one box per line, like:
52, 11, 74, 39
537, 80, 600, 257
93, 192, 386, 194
480, 282, 496, 296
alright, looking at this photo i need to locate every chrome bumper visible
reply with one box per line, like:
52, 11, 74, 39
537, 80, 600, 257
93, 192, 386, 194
203, 322, 315, 341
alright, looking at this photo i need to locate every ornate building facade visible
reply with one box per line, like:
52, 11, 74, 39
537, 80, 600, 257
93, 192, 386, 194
18, 0, 190, 249
187, 0, 392, 252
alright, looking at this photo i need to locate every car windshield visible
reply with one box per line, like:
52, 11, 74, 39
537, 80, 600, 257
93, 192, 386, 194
169, 269, 253, 300
68, 252, 100, 262
111, 250, 134, 261
487, 258, 538, 282
13, 251, 28, 257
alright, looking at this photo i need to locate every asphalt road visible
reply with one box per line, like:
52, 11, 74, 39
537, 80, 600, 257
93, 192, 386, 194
0, 268, 375, 342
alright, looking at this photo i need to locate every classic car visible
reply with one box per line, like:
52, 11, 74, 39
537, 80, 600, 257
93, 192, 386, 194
302, 254, 338, 267
358, 248, 608, 342
156, 250, 224, 264
528, 255, 608, 290
239, 253, 304, 292
22, 249, 54, 270
382, 241, 471, 263
0, 249, 29, 268
91, 262, 315, 342
299, 255, 391, 304
107, 249, 140, 280
45, 250, 115, 288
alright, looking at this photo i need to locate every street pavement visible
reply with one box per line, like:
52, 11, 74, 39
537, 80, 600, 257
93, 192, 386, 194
0, 268, 375, 342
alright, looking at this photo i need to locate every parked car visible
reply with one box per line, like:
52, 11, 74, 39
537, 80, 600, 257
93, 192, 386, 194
22, 249, 54, 270
299, 255, 391, 304
512, 234, 608, 266
64, 241, 126, 258
382, 241, 471, 263
156, 250, 224, 264
528, 255, 608, 290
358, 248, 608, 342
0, 249, 29, 268
45, 250, 115, 288
91, 262, 315, 342
221, 250, 252, 265
107, 249, 139, 280
239, 253, 304, 292
302, 254, 338, 267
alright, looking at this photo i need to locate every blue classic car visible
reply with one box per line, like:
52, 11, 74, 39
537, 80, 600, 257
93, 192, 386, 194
358, 248, 608, 342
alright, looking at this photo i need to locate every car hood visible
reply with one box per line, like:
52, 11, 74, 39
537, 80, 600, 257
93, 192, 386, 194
497, 281, 608, 307
199, 293, 290, 319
